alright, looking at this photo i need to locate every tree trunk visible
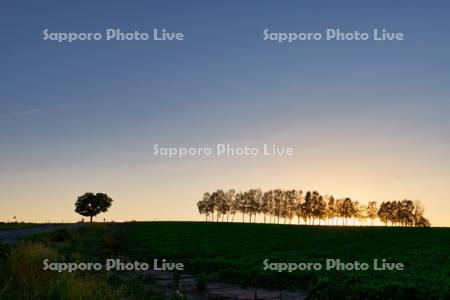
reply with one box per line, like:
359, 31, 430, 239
90, 215, 93, 223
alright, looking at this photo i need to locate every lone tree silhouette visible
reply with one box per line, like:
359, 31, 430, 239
75, 193, 113, 223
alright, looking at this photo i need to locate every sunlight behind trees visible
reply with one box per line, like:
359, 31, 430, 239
197, 189, 430, 227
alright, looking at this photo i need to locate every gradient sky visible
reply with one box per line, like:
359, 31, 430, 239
0, 1, 449, 225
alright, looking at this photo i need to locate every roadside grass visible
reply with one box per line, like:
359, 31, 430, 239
0, 242, 127, 299
1, 224, 165, 299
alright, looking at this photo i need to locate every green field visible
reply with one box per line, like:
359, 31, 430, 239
2, 222, 450, 299
111, 222, 449, 299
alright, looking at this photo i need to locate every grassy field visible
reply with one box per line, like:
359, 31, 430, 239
114, 222, 450, 299
2, 222, 450, 299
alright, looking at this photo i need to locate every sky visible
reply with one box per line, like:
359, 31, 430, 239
0, 1, 449, 226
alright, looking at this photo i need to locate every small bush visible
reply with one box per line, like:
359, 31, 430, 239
196, 274, 207, 293
173, 271, 181, 286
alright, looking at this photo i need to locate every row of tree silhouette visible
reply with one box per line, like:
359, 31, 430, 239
197, 189, 430, 227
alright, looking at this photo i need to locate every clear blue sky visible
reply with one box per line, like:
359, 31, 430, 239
1, 1, 449, 225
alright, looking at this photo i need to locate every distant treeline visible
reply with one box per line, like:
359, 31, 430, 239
197, 189, 430, 227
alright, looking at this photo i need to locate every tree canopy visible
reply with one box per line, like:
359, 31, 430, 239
75, 193, 113, 222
